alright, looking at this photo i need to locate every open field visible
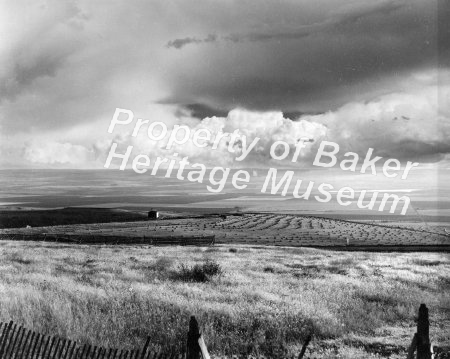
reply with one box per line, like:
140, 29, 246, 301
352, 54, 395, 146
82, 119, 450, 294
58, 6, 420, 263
0, 207, 148, 229
2, 212, 449, 250
0, 241, 449, 358
1, 208, 449, 357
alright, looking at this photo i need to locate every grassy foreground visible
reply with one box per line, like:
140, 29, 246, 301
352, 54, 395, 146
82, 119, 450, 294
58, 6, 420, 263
0, 241, 449, 358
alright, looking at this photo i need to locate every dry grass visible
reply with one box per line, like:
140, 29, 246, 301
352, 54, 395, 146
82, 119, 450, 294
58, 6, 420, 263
0, 241, 449, 358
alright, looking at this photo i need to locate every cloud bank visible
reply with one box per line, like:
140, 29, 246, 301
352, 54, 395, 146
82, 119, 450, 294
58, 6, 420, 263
20, 77, 447, 169
0, 0, 448, 169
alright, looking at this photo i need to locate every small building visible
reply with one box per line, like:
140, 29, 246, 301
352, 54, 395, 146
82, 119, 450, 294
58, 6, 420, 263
148, 209, 159, 220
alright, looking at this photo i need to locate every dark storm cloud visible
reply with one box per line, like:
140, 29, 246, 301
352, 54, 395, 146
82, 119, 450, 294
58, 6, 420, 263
179, 103, 229, 119
163, 0, 442, 112
167, 34, 217, 49
167, 0, 403, 49
2, 0, 449, 167
0, 0, 169, 134
438, 0, 450, 66
159, 0, 450, 166
0, 51, 68, 102
0, 0, 86, 104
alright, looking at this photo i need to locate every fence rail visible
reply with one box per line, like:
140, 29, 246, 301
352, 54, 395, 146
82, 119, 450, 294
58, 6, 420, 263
0, 233, 215, 246
0, 321, 181, 359
1, 305, 448, 359
0, 317, 310, 359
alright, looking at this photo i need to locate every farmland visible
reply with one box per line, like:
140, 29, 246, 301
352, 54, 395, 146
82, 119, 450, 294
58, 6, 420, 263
1, 212, 449, 250
1, 209, 449, 358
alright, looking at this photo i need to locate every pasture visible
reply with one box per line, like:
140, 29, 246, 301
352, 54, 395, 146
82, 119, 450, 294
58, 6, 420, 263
0, 241, 449, 358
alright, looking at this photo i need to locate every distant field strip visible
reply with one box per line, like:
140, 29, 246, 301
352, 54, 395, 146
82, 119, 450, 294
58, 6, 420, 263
1, 214, 449, 249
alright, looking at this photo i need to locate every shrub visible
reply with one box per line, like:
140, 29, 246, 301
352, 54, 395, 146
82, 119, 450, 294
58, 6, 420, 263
8, 252, 33, 265
204, 247, 217, 253
202, 260, 223, 276
409, 259, 443, 266
229, 248, 238, 253
152, 257, 173, 272
174, 260, 223, 282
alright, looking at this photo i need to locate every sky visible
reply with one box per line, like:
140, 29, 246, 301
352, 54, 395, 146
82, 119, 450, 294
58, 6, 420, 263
0, 0, 449, 171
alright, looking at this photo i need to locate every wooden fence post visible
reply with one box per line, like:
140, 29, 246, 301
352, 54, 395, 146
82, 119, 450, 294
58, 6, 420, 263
0, 321, 13, 358
198, 334, 211, 359
407, 333, 418, 359
140, 336, 150, 359
416, 304, 431, 359
298, 334, 312, 359
186, 316, 201, 359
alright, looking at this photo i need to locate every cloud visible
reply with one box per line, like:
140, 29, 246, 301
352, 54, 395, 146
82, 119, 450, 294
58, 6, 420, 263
1, 0, 448, 170
1, 0, 444, 130
11, 77, 450, 169
302, 81, 450, 163
23, 141, 95, 166
98, 108, 327, 169
167, 34, 217, 49
175, 103, 229, 120
127, 80, 450, 167
167, 0, 404, 49
0, 0, 171, 134
0, 0, 86, 102
162, 0, 441, 111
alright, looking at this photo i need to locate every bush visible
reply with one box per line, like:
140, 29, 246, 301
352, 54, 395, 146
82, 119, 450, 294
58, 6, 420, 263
152, 257, 173, 272
8, 252, 33, 265
409, 259, 442, 266
174, 260, 223, 282
202, 260, 222, 276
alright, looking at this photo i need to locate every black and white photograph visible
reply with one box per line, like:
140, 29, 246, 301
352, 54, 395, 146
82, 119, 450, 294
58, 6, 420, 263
0, 0, 449, 358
